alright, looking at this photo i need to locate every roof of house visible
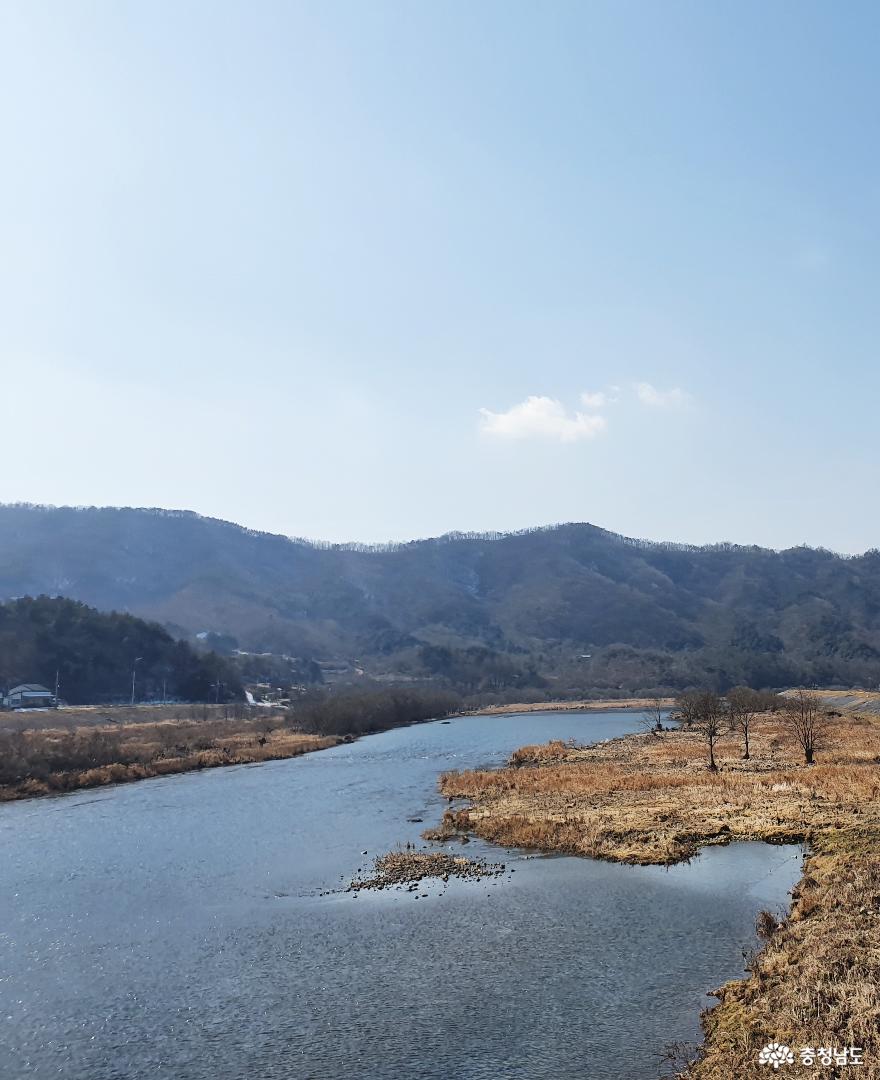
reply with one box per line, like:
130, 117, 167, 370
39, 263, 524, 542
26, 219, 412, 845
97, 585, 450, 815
7, 684, 53, 695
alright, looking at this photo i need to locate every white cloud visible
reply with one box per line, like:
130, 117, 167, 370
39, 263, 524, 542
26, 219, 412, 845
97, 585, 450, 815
580, 389, 619, 408
479, 395, 607, 443
634, 382, 690, 408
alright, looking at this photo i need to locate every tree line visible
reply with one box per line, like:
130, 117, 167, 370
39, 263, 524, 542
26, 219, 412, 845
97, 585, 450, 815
288, 686, 460, 737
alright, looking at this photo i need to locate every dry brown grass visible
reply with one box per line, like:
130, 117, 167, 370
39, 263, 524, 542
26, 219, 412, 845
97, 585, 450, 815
0, 715, 338, 800
431, 712, 880, 1077
0, 702, 251, 732
690, 829, 880, 1079
460, 696, 675, 716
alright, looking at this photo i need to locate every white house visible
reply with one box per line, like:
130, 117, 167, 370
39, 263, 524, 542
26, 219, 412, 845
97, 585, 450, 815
3, 684, 57, 709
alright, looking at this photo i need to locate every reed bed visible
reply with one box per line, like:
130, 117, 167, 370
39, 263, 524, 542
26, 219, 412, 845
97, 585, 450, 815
0, 716, 337, 800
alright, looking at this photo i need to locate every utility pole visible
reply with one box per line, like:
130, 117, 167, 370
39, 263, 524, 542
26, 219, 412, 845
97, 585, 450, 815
54, 669, 60, 708
131, 657, 143, 707
162, 678, 167, 705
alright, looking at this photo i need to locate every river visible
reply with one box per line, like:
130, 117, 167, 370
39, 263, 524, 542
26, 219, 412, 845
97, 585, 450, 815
0, 709, 802, 1079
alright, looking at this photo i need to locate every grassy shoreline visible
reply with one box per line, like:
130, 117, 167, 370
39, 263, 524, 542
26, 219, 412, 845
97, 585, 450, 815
429, 714, 880, 1078
0, 686, 460, 803
0, 714, 340, 802
456, 696, 673, 716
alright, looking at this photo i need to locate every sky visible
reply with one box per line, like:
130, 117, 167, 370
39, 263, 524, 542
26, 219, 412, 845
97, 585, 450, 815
1, 1, 878, 552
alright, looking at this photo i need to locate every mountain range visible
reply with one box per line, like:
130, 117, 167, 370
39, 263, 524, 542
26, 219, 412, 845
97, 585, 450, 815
1, 503, 878, 694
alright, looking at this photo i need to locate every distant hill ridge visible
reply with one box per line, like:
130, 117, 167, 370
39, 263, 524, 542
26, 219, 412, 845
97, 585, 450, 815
1, 502, 878, 693
6, 500, 869, 556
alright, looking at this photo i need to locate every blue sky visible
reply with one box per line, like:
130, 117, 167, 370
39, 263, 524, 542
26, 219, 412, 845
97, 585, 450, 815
1, 1, 878, 550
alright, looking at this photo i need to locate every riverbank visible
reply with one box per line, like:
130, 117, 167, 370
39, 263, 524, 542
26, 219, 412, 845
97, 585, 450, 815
0, 687, 458, 802
431, 713, 880, 1078
0, 715, 339, 801
458, 696, 673, 716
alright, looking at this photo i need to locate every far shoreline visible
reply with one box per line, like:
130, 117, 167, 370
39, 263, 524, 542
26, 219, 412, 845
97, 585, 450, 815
455, 696, 672, 717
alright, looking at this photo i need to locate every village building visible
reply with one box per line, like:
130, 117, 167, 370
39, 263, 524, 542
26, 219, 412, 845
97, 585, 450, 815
3, 683, 57, 709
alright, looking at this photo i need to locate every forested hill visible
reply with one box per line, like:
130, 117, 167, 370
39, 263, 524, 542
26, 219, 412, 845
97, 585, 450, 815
0, 596, 242, 705
1, 503, 879, 693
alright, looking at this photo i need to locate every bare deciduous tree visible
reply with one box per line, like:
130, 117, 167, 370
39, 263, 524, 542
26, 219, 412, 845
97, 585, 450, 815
695, 691, 724, 771
782, 689, 831, 765
673, 691, 702, 728
727, 685, 760, 760
641, 696, 666, 736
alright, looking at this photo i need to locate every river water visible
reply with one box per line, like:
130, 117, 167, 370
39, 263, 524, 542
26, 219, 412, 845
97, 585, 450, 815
0, 710, 802, 1080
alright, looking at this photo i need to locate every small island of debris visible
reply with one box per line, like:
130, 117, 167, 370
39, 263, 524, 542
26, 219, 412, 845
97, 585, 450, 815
347, 850, 505, 893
